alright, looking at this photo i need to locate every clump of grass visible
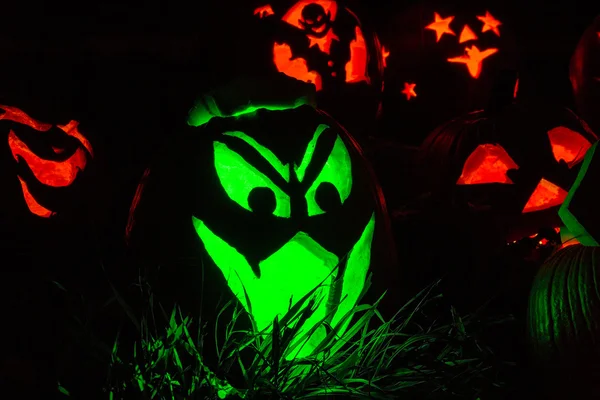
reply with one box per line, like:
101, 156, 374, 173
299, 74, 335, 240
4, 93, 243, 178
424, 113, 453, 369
106, 277, 514, 399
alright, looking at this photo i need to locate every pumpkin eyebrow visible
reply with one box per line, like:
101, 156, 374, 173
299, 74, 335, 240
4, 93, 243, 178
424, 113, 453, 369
222, 131, 290, 182
294, 124, 329, 182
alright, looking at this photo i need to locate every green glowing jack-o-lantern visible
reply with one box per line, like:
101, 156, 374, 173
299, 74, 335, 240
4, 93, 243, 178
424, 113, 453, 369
126, 77, 393, 360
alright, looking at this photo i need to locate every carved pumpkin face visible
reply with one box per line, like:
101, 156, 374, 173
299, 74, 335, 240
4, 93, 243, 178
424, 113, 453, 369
252, 1, 385, 138
420, 104, 597, 243
382, 3, 516, 143
126, 99, 391, 359
570, 15, 600, 135
2, 105, 94, 218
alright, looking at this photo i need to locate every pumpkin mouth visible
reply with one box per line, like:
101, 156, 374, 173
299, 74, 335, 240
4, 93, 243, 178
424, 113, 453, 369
192, 212, 375, 359
7, 120, 93, 218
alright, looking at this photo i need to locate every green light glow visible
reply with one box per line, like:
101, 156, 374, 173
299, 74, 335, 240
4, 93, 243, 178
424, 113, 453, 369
558, 141, 599, 246
214, 141, 291, 218
223, 131, 290, 182
187, 99, 310, 127
305, 135, 353, 216
230, 101, 308, 117
294, 124, 328, 182
331, 213, 376, 331
191, 212, 375, 359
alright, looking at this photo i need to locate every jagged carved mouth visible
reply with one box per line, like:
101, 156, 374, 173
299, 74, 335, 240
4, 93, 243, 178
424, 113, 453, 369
192, 212, 376, 359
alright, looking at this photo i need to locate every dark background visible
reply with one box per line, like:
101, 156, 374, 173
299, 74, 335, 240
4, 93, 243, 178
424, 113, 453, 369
0, 1, 599, 397
0, 0, 598, 151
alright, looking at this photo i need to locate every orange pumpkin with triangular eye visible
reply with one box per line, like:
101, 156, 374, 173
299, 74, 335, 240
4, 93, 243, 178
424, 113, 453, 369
420, 103, 597, 244
1, 105, 94, 218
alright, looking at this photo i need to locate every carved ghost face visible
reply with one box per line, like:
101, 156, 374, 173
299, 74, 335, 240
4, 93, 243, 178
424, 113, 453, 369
2, 105, 93, 218
127, 103, 386, 359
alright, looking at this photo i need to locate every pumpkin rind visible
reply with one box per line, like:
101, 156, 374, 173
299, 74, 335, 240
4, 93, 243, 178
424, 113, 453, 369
126, 78, 396, 363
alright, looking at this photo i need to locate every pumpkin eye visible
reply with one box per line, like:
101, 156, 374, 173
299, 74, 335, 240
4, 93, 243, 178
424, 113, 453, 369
457, 143, 519, 185
305, 135, 352, 216
522, 178, 568, 213
547, 126, 591, 168
213, 141, 291, 218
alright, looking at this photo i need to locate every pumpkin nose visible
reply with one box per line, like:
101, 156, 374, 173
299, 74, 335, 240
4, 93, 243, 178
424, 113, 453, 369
458, 24, 478, 43
522, 178, 569, 213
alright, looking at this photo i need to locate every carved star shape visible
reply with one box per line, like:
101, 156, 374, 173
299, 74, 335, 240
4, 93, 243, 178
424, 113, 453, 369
425, 12, 456, 42
447, 45, 498, 79
308, 29, 339, 54
401, 82, 417, 100
477, 11, 501, 36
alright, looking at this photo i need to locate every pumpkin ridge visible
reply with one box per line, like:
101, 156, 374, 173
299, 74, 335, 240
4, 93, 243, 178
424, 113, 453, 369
592, 249, 600, 340
547, 252, 563, 356
576, 249, 592, 345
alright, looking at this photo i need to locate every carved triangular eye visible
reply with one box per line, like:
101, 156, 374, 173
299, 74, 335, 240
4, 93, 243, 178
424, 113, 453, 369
522, 178, 568, 214
457, 143, 519, 184
547, 126, 591, 168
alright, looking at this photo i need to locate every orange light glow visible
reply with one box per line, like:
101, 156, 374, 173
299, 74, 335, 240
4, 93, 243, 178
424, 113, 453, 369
457, 143, 519, 185
8, 130, 88, 187
345, 26, 369, 83
477, 11, 501, 36
547, 126, 591, 168
538, 238, 549, 246
522, 178, 568, 213
17, 177, 55, 218
425, 13, 456, 42
459, 25, 478, 43
125, 168, 151, 243
513, 78, 519, 99
425, 12, 455, 42
447, 45, 498, 79
58, 120, 94, 158
273, 42, 323, 90
308, 29, 339, 54
382, 46, 390, 68
254, 4, 275, 18
2, 105, 94, 218
0, 105, 52, 131
561, 237, 581, 248
401, 82, 417, 100
281, 0, 338, 29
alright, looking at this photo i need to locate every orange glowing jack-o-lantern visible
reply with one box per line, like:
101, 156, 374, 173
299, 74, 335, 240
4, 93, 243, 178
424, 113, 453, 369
570, 15, 600, 135
419, 103, 597, 243
252, 0, 385, 138
2, 105, 94, 218
254, 0, 383, 91
381, 3, 517, 144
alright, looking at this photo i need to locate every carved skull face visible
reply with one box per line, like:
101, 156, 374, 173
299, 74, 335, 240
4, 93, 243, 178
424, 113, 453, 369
299, 3, 332, 37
